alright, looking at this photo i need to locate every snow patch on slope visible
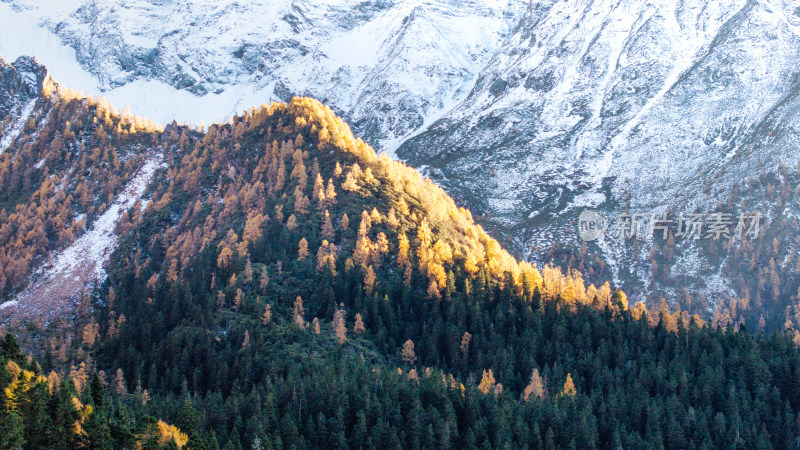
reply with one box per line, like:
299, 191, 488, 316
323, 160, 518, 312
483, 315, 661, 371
51, 156, 161, 281
0, 155, 162, 317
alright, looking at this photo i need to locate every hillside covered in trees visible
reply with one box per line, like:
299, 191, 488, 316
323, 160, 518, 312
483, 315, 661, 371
2, 58, 800, 448
0, 332, 190, 448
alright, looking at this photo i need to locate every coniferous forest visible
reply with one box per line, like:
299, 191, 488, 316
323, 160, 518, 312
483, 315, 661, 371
2, 92, 800, 449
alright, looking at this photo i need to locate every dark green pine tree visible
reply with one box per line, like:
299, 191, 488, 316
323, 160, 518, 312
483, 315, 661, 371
177, 399, 203, 436
88, 372, 105, 410
19, 382, 55, 448
84, 407, 114, 450
207, 431, 221, 450
1, 333, 25, 364
187, 431, 209, 450
0, 411, 25, 449
50, 379, 83, 448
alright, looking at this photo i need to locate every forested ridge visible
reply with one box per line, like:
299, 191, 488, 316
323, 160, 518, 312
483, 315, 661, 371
2, 91, 800, 449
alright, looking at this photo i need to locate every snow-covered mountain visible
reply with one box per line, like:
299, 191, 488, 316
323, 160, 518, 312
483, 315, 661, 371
0, 0, 525, 152
399, 0, 800, 313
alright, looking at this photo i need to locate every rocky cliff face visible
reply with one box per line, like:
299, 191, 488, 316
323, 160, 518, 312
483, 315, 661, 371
0, 56, 48, 103
0, 56, 54, 159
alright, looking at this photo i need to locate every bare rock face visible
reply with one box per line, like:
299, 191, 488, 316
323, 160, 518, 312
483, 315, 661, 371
0, 56, 49, 119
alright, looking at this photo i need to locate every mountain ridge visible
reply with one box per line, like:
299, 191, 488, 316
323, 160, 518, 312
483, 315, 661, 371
0, 0, 526, 152
0, 55, 623, 328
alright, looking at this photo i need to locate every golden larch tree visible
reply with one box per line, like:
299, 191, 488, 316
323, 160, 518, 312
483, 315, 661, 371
293, 296, 306, 329
312, 317, 321, 335
387, 208, 399, 229
364, 265, 376, 294
297, 238, 309, 260
261, 304, 272, 325
354, 313, 366, 334
523, 368, 545, 401
325, 178, 337, 203
333, 309, 347, 344
460, 331, 472, 356
478, 369, 496, 395
312, 173, 325, 199
401, 339, 417, 364
286, 214, 298, 230
241, 330, 250, 348
321, 210, 335, 239
234, 288, 244, 310
259, 269, 269, 291
559, 373, 577, 398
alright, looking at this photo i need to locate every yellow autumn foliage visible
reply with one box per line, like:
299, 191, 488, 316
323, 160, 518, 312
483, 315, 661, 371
157, 420, 189, 448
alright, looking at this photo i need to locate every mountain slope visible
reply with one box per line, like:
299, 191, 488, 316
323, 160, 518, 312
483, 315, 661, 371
0, 56, 160, 320
0, 54, 594, 324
